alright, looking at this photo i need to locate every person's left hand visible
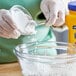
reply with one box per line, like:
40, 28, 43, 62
40, 0, 66, 27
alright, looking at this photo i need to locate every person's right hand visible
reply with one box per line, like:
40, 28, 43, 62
0, 6, 37, 39
0, 9, 21, 39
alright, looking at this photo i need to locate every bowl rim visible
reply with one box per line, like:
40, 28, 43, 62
14, 41, 76, 64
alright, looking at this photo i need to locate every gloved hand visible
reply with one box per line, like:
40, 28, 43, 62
0, 5, 36, 39
10, 5, 37, 35
0, 9, 21, 39
40, 0, 66, 26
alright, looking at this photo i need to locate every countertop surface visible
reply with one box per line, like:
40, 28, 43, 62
0, 62, 22, 76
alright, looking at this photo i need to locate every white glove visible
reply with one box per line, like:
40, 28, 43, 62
0, 5, 36, 39
40, 0, 66, 26
10, 5, 37, 35
0, 9, 21, 39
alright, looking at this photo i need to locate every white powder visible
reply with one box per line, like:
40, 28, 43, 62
17, 54, 76, 76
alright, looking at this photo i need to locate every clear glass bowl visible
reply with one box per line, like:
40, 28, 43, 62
14, 41, 76, 76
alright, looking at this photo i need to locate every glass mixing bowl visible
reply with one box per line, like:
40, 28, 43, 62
14, 41, 76, 76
